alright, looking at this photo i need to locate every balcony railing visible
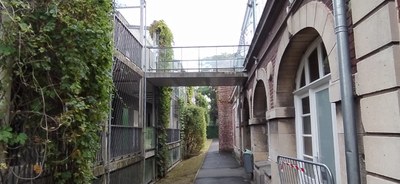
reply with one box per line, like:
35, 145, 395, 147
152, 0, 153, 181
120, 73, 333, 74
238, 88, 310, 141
114, 15, 143, 67
277, 155, 335, 184
109, 161, 141, 184
167, 129, 180, 143
110, 126, 142, 159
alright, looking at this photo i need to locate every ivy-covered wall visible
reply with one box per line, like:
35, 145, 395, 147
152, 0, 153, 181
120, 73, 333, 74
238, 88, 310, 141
149, 20, 174, 178
0, 1, 113, 183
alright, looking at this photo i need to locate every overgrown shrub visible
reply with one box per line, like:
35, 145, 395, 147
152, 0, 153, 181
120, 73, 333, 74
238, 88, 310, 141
181, 105, 207, 156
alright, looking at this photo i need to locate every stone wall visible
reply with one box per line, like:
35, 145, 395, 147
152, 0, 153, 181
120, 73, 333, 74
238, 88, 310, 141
352, 0, 400, 182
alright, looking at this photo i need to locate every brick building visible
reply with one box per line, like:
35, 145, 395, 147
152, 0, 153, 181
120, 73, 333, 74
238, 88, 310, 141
223, 0, 400, 183
217, 86, 235, 152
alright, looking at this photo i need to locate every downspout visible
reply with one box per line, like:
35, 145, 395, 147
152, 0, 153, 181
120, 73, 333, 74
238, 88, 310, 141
332, 0, 361, 183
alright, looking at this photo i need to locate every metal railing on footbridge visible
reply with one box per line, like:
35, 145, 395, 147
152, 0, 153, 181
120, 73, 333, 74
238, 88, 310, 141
147, 45, 249, 73
277, 155, 335, 184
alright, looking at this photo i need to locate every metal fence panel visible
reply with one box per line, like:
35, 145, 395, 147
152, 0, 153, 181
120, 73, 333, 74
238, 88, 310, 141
168, 146, 181, 168
114, 16, 143, 67
110, 126, 141, 159
277, 155, 335, 184
167, 129, 180, 143
109, 162, 141, 184
144, 157, 155, 183
110, 56, 142, 159
0, 140, 51, 184
145, 128, 156, 150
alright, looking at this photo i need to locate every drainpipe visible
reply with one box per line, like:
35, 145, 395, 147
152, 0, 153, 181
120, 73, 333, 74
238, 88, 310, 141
332, 0, 361, 183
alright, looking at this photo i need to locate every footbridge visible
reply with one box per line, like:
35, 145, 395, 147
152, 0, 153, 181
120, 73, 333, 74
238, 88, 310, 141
145, 45, 249, 86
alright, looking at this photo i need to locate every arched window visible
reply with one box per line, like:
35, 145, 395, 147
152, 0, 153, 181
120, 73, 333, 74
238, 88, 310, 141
293, 38, 338, 179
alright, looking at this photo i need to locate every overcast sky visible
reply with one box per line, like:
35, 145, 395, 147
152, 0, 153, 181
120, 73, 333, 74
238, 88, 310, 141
115, 0, 248, 46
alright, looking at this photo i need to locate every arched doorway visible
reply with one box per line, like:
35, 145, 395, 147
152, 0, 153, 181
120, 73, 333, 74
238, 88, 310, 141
293, 37, 336, 177
274, 27, 340, 181
250, 80, 269, 161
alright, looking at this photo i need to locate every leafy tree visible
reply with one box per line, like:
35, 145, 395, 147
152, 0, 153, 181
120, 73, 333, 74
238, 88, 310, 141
197, 86, 218, 125
195, 92, 210, 125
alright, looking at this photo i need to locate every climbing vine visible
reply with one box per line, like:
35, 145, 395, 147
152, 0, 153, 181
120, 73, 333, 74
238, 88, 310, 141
187, 86, 194, 104
149, 20, 174, 178
0, 0, 113, 183
155, 87, 172, 177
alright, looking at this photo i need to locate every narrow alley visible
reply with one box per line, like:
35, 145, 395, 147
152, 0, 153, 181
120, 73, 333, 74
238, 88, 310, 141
194, 139, 251, 184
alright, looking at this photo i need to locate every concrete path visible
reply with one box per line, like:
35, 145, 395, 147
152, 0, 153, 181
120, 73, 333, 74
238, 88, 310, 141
194, 139, 251, 184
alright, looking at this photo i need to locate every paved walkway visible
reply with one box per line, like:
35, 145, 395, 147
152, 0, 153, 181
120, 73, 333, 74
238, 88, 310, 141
194, 139, 251, 184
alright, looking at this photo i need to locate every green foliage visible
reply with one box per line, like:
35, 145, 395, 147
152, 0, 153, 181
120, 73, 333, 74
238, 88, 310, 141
195, 93, 209, 125
206, 125, 219, 139
156, 86, 172, 177
181, 105, 207, 156
195, 93, 208, 109
197, 86, 218, 125
149, 20, 174, 48
149, 20, 174, 70
1, 0, 113, 183
150, 19, 175, 178
0, 125, 27, 145
187, 87, 194, 104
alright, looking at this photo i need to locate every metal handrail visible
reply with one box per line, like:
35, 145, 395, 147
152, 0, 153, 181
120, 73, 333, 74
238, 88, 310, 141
147, 45, 249, 73
277, 155, 335, 184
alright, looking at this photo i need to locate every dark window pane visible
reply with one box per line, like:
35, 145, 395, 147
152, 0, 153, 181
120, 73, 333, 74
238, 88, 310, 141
309, 49, 319, 82
300, 67, 306, 87
321, 45, 330, 75
302, 97, 310, 114
304, 137, 313, 156
303, 116, 311, 134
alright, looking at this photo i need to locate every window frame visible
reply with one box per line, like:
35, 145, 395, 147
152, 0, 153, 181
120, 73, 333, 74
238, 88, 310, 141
293, 38, 340, 182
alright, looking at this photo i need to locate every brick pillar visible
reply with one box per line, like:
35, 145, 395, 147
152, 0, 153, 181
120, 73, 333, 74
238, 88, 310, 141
217, 86, 234, 152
